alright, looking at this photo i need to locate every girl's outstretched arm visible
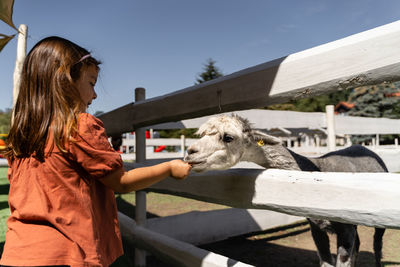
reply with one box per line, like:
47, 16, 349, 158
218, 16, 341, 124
99, 159, 191, 193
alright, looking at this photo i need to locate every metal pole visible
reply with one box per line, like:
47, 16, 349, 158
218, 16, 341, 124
13, 24, 28, 107
326, 105, 336, 152
134, 87, 147, 267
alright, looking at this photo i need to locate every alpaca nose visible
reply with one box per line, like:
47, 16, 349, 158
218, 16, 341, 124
187, 147, 198, 155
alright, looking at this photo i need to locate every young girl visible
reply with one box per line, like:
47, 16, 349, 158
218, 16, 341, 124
0, 36, 191, 266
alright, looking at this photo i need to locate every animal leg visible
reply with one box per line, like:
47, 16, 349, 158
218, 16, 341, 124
373, 227, 385, 267
351, 230, 360, 267
309, 220, 335, 266
335, 224, 358, 267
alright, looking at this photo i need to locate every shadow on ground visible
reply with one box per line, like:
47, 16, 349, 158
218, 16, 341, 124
115, 197, 318, 267
113, 195, 163, 266
115, 196, 397, 267
0, 242, 4, 258
115, 195, 160, 219
0, 184, 9, 195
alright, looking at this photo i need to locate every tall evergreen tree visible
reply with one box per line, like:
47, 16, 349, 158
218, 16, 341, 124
346, 82, 400, 144
347, 82, 400, 118
195, 58, 223, 84
160, 59, 224, 139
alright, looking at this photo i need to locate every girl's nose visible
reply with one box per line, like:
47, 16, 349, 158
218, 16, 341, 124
93, 91, 97, 100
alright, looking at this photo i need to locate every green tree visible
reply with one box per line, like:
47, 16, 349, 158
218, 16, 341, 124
195, 58, 223, 84
346, 82, 400, 144
347, 82, 400, 118
0, 109, 11, 133
159, 59, 224, 139
158, 129, 198, 139
267, 90, 351, 112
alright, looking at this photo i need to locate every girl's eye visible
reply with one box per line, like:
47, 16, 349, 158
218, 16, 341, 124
222, 134, 234, 143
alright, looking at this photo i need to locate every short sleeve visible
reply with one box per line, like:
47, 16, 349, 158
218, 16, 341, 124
69, 113, 123, 179
7, 164, 12, 182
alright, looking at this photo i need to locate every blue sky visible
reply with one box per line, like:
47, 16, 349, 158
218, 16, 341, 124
1, 0, 400, 114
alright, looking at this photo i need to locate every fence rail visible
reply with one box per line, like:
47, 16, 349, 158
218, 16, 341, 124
123, 161, 400, 229
122, 109, 400, 136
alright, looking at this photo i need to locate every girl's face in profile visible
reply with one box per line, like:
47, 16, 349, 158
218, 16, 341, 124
76, 65, 98, 111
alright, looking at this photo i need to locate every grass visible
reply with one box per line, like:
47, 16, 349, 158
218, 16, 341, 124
0, 167, 9, 257
117, 191, 227, 218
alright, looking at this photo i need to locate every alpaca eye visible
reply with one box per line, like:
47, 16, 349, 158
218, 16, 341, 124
222, 134, 234, 143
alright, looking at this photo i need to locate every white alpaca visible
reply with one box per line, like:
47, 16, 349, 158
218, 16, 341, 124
184, 114, 386, 267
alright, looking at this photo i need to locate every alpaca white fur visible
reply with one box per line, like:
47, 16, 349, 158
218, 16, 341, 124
185, 114, 387, 267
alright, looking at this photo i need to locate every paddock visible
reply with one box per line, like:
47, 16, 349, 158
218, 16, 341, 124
98, 20, 400, 266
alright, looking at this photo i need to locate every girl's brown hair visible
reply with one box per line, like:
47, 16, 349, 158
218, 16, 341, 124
6, 36, 101, 161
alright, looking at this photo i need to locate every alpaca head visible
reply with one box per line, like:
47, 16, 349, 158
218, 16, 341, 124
185, 114, 282, 172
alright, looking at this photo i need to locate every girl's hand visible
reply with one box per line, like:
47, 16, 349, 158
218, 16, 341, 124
169, 159, 192, 180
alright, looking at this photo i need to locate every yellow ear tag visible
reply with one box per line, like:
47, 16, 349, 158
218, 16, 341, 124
257, 140, 265, 146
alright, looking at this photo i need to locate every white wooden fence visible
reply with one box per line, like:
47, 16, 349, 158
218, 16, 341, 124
98, 20, 400, 266
146, 108, 400, 135
119, 108, 400, 170
119, 110, 400, 183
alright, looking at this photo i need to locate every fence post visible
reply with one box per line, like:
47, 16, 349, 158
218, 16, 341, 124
315, 135, 320, 148
181, 135, 186, 158
134, 87, 147, 267
13, 24, 28, 107
326, 105, 336, 151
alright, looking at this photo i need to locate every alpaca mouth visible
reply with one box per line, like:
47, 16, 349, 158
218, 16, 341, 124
185, 160, 208, 172
186, 160, 205, 166
184, 156, 207, 166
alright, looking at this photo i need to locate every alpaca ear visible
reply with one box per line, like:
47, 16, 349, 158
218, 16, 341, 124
251, 130, 282, 146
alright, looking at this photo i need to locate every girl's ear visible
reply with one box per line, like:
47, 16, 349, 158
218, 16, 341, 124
251, 130, 282, 146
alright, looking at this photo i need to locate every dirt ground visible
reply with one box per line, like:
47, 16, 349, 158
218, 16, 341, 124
116, 194, 400, 267
140, 223, 400, 267
200, 223, 400, 267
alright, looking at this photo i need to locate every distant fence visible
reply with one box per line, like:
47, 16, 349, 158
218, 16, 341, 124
99, 20, 400, 266
120, 108, 400, 171
146, 109, 400, 136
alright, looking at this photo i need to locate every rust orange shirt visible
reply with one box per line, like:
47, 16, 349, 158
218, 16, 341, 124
0, 113, 124, 267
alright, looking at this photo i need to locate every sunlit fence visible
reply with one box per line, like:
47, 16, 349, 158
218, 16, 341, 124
99, 20, 400, 266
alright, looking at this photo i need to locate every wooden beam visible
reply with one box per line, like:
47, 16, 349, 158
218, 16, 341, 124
99, 21, 400, 136
124, 165, 400, 229
149, 109, 400, 136
148, 109, 326, 130
118, 212, 253, 267
13, 24, 27, 107
145, 208, 302, 245
335, 115, 400, 135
